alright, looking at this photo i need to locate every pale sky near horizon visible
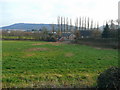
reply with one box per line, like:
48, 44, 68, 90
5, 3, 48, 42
0, 0, 119, 27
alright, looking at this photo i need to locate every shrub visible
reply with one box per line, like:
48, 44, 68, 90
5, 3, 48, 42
97, 67, 120, 89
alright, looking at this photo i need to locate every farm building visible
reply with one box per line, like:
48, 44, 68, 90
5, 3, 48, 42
79, 30, 92, 38
58, 33, 76, 41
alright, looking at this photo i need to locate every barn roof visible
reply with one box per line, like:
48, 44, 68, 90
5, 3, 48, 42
80, 30, 92, 36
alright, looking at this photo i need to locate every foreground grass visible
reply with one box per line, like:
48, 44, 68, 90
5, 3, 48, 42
2, 40, 118, 88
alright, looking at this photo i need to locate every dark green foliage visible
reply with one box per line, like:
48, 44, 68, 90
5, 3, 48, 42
109, 29, 118, 38
49, 37, 57, 42
97, 67, 120, 88
102, 23, 110, 38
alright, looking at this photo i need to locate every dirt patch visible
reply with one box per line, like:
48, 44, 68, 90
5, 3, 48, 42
32, 42, 62, 46
25, 53, 35, 57
48, 42, 62, 46
94, 47, 102, 50
22, 53, 36, 58
65, 52, 74, 57
32, 43, 47, 45
93, 46, 115, 50
26, 48, 49, 52
17, 48, 21, 50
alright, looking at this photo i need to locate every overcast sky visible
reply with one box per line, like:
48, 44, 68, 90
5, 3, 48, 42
0, 0, 119, 27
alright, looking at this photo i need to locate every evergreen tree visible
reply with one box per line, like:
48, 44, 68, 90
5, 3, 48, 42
102, 23, 110, 38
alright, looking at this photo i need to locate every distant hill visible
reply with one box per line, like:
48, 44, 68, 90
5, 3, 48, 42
99, 24, 119, 31
1, 23, 58, 31
1, 23, 105, 31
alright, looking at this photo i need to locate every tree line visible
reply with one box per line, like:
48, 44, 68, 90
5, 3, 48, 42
56, 16, 99, 34
2, 16, 119, 41
56, 16, 119, 39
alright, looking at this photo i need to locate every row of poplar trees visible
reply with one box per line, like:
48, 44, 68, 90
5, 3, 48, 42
57, 16, 99, 34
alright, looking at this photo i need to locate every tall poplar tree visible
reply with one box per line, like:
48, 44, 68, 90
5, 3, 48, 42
87, 17, 90, 30
79, 17, 81, 30
61, 17, 63, 36
64, 17, 66, 33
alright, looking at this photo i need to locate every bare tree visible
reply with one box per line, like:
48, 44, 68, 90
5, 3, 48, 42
74, 20, 76, 31
61, 17, 63, 35
79, 17, 81, 30
64, 17, 66, 33
87, 17, 90, 30
97, 22, 99, 30
57, 16, 61, 36
82, 17, 84, 30
110, 20, 115, 30
52, 23, 55, 34
94, 22, 96, 30
57, 16, 60, 31
75, 18, 78, 31
70, 18, 72, 32
74, 18, 80, 39
66, 17, 69, 32
85, 17, 86, 30
116, 19, 120, 29
76, 17, 78, 30
92, 29, 101, 38
90, 20, 93, 30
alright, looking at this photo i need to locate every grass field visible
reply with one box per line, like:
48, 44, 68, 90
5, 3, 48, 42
2, 40, 118, 88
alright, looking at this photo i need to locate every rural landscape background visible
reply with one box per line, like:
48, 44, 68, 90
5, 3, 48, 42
1, 0, 120, 89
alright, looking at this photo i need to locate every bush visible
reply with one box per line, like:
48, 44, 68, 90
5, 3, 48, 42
50, 37, 57, 42
97, 67, 120, 89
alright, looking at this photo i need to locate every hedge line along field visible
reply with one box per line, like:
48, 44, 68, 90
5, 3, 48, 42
2, 40, 118, 88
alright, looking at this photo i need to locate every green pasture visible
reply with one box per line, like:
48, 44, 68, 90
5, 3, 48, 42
2, 40, 118, 88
